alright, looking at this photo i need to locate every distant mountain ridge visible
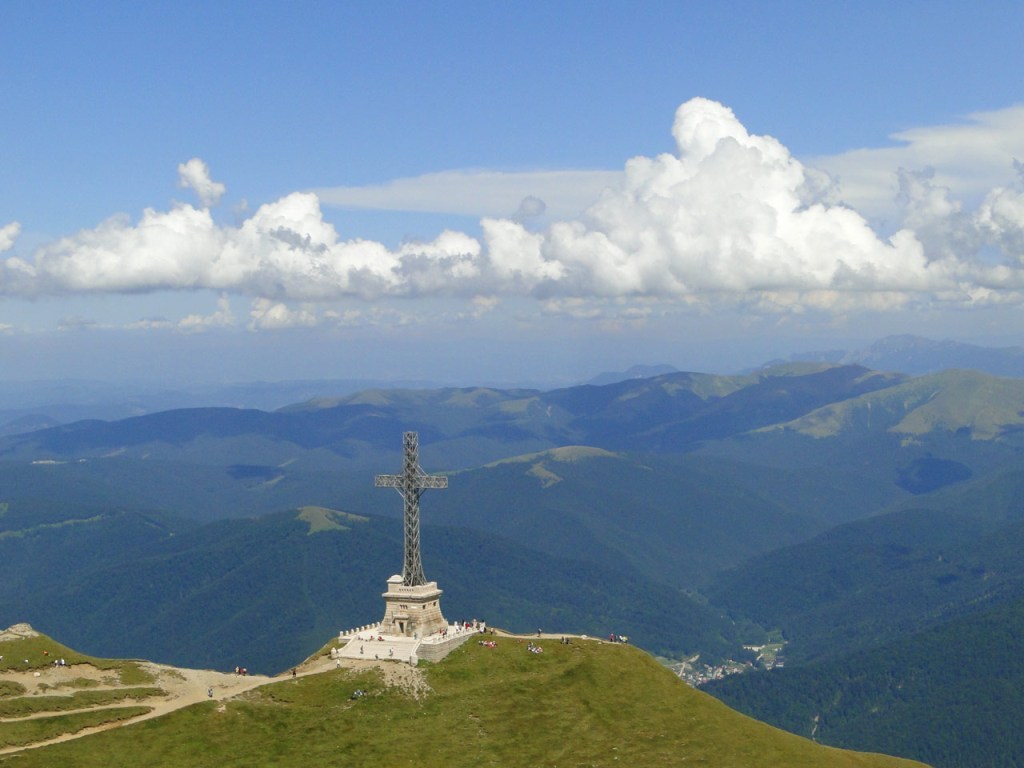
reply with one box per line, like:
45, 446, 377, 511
3, 364, 1023, 530
3, 335, 1022, 436
762, 368, 1024, 440
586, 363, 680, 386
790, 334, 1024, 377
0, 377, 453, 436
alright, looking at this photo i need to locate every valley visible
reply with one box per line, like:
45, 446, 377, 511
2, 355, 1024, 765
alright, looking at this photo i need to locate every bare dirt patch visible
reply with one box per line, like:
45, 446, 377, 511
0, 652, 435, 755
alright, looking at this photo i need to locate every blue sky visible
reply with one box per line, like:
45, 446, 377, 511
3, 2, 1024, 386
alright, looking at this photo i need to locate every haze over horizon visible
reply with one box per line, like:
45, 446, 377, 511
4, 3, 1024, 385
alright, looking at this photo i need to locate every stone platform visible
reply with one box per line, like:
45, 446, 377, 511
333, 622, 482, 665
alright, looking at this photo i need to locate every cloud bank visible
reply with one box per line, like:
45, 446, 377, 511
816, 105, 1024, 222
314, 169, 620, 220
5, 98, 1024, 330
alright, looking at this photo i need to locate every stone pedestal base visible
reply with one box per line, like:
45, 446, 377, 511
379, 576, 447, 639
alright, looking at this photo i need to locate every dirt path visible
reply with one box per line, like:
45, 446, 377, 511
2, 701, 158, 724
0, 655, 428, 755
0, 661, 275, 755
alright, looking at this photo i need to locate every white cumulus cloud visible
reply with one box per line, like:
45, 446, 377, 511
0, 222, 20, 253
178, 295, 236, 333
177, 157, 226, 208
480, 98, 963, 305
0, 193, 483, 301
975, 161, 1024, 261
248, 298, 318, 330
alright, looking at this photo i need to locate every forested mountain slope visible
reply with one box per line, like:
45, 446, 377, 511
0, 504, 741, 673
706, 594, 1024, 768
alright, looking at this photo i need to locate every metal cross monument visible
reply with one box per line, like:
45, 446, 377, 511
375, 432, 448, 586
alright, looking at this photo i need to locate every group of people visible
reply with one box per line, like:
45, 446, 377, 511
36, 650, 68, 667
526, 642, 544, 654
441, 619, 487, 638
608, 633, 629, 643
477, 639, 497, 648
233, 666, 249, 675
358, 644, 395, 660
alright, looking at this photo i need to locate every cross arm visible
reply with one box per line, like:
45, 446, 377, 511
375, 473, 448, 489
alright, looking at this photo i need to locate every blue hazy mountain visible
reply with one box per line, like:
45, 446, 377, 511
788, 334, 1024, 377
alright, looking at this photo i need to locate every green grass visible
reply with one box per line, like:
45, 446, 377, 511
0, 633, 152, 683
116, 662, 155, 686
0, 707, 152, 750
297, 506, 368, 534
0, 681, 25, 699
2, 637, 929, 767
0, 515, 106, 540
0, 687, 164, 718
41, 677, 101, 691
774, 369, 1024, 440
0, 634, 102, 673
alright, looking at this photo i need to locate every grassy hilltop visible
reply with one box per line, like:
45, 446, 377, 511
0, 629, 928, 768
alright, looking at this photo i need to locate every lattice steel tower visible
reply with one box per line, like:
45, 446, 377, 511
374, 431, 448, 586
